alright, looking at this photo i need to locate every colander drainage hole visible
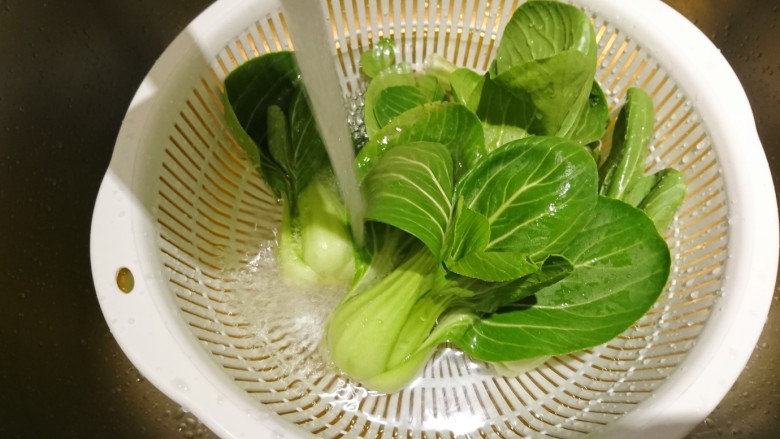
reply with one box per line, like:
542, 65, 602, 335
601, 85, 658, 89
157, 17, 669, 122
116, 267, 135, 293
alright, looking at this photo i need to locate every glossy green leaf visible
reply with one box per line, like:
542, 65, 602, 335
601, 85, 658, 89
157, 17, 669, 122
267, 105, 290, 167
444, 202, 539, 282
224, 51, 299, 143
470, 73, 535, 150
415, 74, 446, 102
224, 51, 298, 175
362, 142, 454, 258
450, 67, 482, 107
454, 255, 574, 314
494, 1, 595, 74
455, 136, 598, 259
599, 87, 655, 200
357, 102, 486, 180
443, 201, 489, 263
363, 63, 415, 137
424, 53, 457, 92
373, 85, 431, 128
256, 88, 330, 205
560, 80, 610, 145
598, 88, 687, 230
370, 75, 446, 132
623, 175, 658, 208
447, 251, 539, 282
265, 105, 294, 198
491, 1, 597, 136
360, 38, 396, 78
363, 66, 447, 136
639, 168, 687, 232
467, 30, 601, 149
451, 196, 671, 361
286, 89, 330, 198
224, 52, 329, 202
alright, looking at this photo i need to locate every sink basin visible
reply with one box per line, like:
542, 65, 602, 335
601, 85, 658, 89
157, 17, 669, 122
0, 1, 777, 438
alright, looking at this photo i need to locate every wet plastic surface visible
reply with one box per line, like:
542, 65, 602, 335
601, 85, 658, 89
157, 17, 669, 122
0, 1, 777, 437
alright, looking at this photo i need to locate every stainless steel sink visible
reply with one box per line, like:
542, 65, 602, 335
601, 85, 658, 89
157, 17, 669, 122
0, 1, 777, 437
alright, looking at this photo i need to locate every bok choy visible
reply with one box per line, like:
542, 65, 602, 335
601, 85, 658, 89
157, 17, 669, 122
224, 0, 687, 393
224, 52, 355, 286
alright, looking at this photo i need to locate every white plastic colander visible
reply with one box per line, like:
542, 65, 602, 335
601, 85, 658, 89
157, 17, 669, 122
90, 0, 778, 438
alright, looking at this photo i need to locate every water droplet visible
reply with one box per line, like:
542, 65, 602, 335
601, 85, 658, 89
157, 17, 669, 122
174, 379, 190, 393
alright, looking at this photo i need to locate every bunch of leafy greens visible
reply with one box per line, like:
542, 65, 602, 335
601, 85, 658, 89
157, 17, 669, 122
223, 51, 355, 286
224, 0, 686, 393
